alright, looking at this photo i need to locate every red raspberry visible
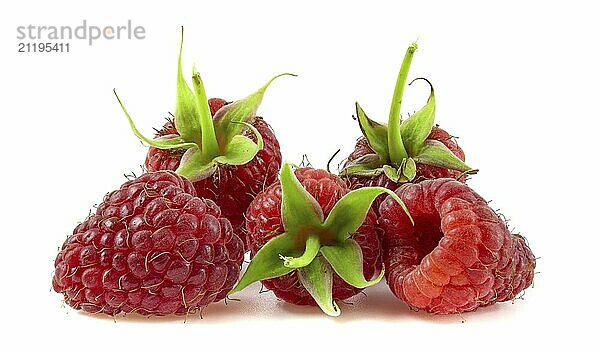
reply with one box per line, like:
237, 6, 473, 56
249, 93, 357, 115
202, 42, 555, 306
341, 43, 474, 211
343, 126, 466, 211
116, 32, 292, 250
145, 98, 233, 172
378, 178, 536, 314
245, 168, 382, 305
145, 99, 282, 242
52, 171, 244, 316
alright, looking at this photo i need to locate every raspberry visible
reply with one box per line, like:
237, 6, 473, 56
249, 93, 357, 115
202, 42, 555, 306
145, 115, 282, 240
378, 178, 536, 314
343, 126, 466, 212
244, 167, 382, 306
341, 43, 474, 201
52, 171, 244, 316
115, 30, 291, 248
145, 98, 233, 172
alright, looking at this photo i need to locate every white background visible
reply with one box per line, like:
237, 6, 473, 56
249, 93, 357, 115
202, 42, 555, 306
1, 0, 598, 351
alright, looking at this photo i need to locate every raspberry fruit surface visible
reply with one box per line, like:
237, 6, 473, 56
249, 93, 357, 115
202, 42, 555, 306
52, 171, 244, 316
244, 167, 382, 306
379, 178, 536, 314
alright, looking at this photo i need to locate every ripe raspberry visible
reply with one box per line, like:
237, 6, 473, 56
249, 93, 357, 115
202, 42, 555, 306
343, 126, 466, 211
341, 43, 474, 203
145, 113, 282, 240
378, 178, 536, 314
52, 171, 244, 316
145, 98, 229, 172
245, 167, 382, 306
115, 30, 291, 248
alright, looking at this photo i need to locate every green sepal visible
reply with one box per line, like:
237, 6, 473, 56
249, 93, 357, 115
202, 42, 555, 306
339, 154, 385, 177
323, 186, 411, 243
175, 133, 262, 182
228, 232, 296, 296
399, 78, 436, 156
280, 163, 324, 235
148, 136, 196, 150
214, 134, 262, 166
387, 157, 417, 183
320, 239, 384, 288
174, 148, 217, 182
403, 157, 417, 180
383, 165, 400, 182
214, 73, 296, 147
414, 140, 473, 172
297, 256, 340, 317
114, 89, 198, 150
174, 27, 203, 144
282, 234, 320, 268
231, 121, 264, 150
355, 102, 389, 160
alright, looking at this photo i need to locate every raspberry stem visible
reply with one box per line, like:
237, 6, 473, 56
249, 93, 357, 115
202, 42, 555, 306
388, 42, 418, 165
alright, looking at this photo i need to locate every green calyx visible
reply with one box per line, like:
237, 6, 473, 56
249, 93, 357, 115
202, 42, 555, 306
341, 43, 475, 182
114, 27, 295, 182
228, 162, 412, 316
